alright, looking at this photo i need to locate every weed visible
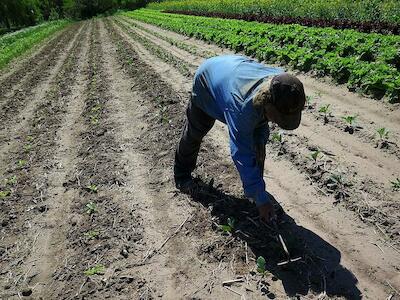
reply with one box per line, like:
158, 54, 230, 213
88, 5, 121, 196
84, 230, 100, 239
86, 184, 98, 193
5, 175, 17, 185
318, 104, 331, 124
85, 201, 97, 214
271, 132, 283, 143
24, 144, 32, 153
84, 264, 105, 276
256, 256, 267, 274
391, 178, 400, 191
17, 160, 27, 167
219, 217, 235, 233
310, 149, 321, 162
0, 190, 10, 199
376, 127, 389, 140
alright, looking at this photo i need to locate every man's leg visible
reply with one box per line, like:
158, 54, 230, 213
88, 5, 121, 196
174, 99, 215, 188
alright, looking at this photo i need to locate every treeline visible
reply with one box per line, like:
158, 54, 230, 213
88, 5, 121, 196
0, 0, 150, 29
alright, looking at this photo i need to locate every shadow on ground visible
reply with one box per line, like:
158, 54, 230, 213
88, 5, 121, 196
186, 178, 362, 299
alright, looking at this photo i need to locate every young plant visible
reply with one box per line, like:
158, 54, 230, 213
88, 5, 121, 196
256, 256, 267, 274
377, 127, 389, 140
271, 132, 283, 144
310, 149, 321, 162
219, 217, 235, 233
84, 230, 100, 239
391, 178, 400, 191
342, 115, 357, 134
84, 264, 105, 276
318, 104, 331, 124
326, 172, 349, 201
85, 201, 97, 214
24, 144, 32, 153
305, 95, 315, 109
86, 184, 98, 193
5, 175, 17, 186
0, 190, 10, 199
17, 160, 27, 168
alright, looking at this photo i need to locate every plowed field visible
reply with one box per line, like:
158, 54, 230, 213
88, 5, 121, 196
0, 18, 399, 299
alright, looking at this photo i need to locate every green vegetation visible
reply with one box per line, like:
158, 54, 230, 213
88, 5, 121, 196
0, 190, 10, 199
310, 149, 322, 162
377, 127, 390, 141
85, 201, 97, 214
84, 230, 100, 239
391, 178, 400, 191
271, 132, 283, 143
256, 256, 267, 274
124, 9, 400, 103
17, 159, 27, 167
148, 0, 400, 26
0, 20, 69, 70
84, 264, 105, 276
86, 184, 98, 193
342, 115, 357, 127
219, 217, 235, 233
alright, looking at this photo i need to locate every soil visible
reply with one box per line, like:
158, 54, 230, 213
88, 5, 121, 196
0, 16, 399, 300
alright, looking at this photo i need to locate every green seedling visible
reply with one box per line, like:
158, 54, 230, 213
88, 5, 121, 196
87, 184, 98, 193
24, 144, 32, 153
341, 115, 357, 127
318, 104, 331, 124
90, 115, 99, 125
26, 136, 34, 142
17, 160, 27, 167
84, 230, 100, 239
271, 132, 283, 143
85, 201, 97, 214
256, 256, 267, 274
0, 190, 10, 199
306, 95, 314, 107
376, 127, 389, 141
5, 175, 17, 186
219, 217, 235, 233
310, 149, 321, 162
391, 178, 400, 191
84, 264, 105, 276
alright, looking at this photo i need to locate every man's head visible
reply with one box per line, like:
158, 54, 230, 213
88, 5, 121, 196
259, 73, 306, 130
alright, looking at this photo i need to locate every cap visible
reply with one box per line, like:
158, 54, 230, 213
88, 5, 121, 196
270, 73, 306, 130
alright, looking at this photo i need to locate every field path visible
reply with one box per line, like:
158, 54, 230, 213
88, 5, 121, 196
1, 17, 399, 300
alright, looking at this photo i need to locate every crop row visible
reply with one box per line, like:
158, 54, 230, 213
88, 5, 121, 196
148, 0, 400, 32
124, 9, 400, 103
0, 20, 69, 70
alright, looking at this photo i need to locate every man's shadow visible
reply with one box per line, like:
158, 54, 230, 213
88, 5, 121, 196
187, 178, 362, 299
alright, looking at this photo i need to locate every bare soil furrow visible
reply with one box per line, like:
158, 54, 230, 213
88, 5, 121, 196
0, 24, 79, 101
0, 22, 89, 297
0, 24, 85, 176
49, 20, 153, 299
107, 17, 399, 298
113, 17, 400, 239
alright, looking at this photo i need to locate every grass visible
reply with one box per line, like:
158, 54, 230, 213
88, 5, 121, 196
0, 20, 69, 70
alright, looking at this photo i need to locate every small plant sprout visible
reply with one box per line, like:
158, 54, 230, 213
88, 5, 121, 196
326, 172, 349, 201
310, 149, 322, 162
87, 184, 98, 193
391, 178, 400, 191
5, 175, 17, 186
377, 127, 389, 140
256, 256, 267, 274
219, 217, 235, 233
84, 264, 105, 276
17, 160, 27, 167
271, 132, 283, 143
306, 95, 314, 109
0, 190, 10, 199
24, 144, 32, 153
85, 201, 97, 214
342, 115, 358, 134
318, 104, 331, 124
84, 230, 100, 239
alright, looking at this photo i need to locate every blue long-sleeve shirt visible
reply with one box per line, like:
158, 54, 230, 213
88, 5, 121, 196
192, 55, 283, 206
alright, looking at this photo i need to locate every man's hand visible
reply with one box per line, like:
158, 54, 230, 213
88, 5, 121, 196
258, 202, 276, 223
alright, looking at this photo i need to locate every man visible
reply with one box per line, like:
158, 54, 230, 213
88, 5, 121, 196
174, 55, 306, 222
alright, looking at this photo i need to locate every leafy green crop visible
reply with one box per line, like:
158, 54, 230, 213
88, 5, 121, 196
0, 20, 69, 70
219, 217, 235, 233
377, 127, 389, 140
391, 178, 400, 191
84, 264, 105, 276
124, 9, 400, 103
0, 190, 10, 199
85, 201, 97, 214
256, 256, 267, 274
342, 115, 357, 127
